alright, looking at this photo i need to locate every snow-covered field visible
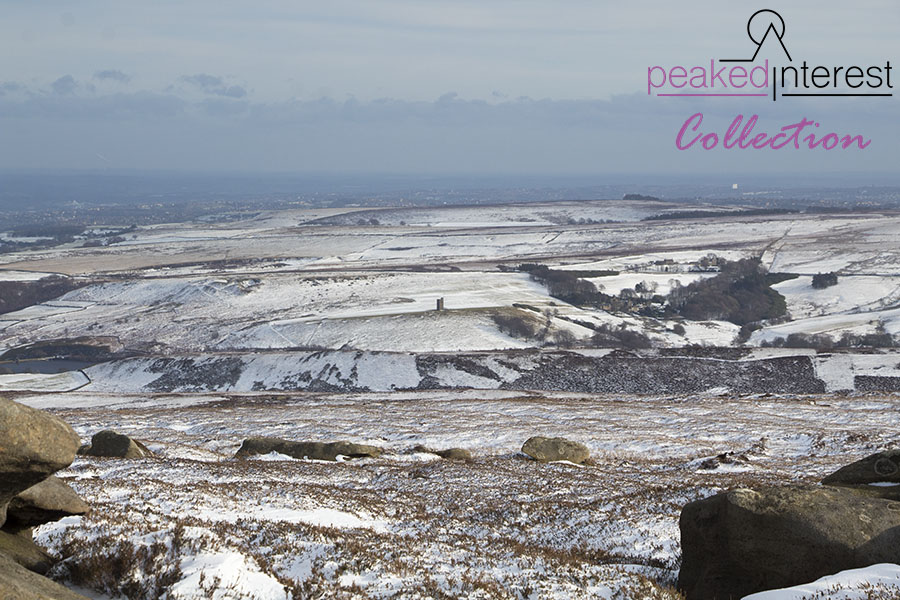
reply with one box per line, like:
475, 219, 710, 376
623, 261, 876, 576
303, 199, 705, 228
2, 202, 900, 598
2, 208, 899, 278
0, 205, 898, 397
21, 391, 900, 600
2, 205, 900, 355
0, 269, 55, 281
0, 272, 564, 353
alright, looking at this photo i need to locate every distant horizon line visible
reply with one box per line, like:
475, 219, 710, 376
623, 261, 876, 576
2, 167, 898, 181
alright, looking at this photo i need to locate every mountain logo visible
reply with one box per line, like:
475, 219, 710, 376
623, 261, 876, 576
722, 9, 793, 63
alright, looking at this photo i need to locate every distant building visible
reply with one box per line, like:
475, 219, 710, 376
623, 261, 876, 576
436, 297, 445, 311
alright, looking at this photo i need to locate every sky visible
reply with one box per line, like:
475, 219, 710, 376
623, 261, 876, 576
1, 0, 899, 175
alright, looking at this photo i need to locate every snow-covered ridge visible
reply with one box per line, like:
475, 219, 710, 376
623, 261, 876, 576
80, 349, 900, 394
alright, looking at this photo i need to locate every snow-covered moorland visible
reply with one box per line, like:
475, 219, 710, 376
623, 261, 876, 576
3, 201, 900, 598
3, 204, 900, 356
22, 390, 900, 599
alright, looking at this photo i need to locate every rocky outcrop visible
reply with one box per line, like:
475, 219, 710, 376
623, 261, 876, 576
521, 436, 590, 464
5, 477, 90, 533
77, 430, 153, 459
235, 437, 382, 461
0, 397, 81, 527
0, 552, 87, 599
0, 397, 88, 598
678, 485, 900, 600
0, 477, 88, 577
0, 530, 52, 575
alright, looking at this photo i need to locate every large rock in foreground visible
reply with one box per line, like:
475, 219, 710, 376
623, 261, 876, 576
0, 530, 52, 575
0, 552, 88, 599
5, 477, 90, 532
78, 430, 153, 459
521, 436, 590, 464
235, 437, 382, 461
678, 485, 900, 600
823, 449, 900, 485
0, 398, 81, 527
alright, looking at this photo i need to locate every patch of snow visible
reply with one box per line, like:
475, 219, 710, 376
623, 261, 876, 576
743, 563, 900, 599
0, 270, 54, 281
169, 550, 289, 600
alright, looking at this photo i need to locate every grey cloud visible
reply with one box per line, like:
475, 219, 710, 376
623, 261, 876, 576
4, 86, 896, 130
51, 75, 77, 96
0, 86, 897, 174
217, 85, 248, 98
94, 70, 131, 83
199, 98, 249, 116
0, 91, 186, 119
181, 73, 247, 98
182, 73, 223, 88
0, 82, 22, 96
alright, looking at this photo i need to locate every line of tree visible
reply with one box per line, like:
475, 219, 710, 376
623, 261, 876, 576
517, 264, 619, 308
761, 325, 896, 349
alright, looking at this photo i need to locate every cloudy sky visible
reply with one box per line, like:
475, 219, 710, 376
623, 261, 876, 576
2, 0, 898, 175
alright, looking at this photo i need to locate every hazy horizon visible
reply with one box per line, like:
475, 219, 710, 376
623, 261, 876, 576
2, 1, 898, 174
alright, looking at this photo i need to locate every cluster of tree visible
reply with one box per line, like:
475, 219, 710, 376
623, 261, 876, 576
565, 217, 616, 225
518, 257, 789, 330
0, 277, 85, 316
811, 272, 839, 289
10, 224, 85, 240
517, 264, 616, 307
491, 309, 577, 347
492, 312, 541, 340
761, 326, 896, 349
667, 258, 788, 325
588, 323, 652, 349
